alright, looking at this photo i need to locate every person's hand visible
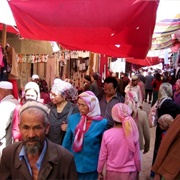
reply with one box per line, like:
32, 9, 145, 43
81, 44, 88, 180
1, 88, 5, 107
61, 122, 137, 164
154, 173, 161, 180
98, 172, 103, 180
143, 147, 149, 154
61, 122, 67, 131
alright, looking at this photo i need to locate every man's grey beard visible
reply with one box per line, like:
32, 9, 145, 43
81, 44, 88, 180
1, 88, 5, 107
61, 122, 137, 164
24, 137, 43, 156
25, 143, 41, 156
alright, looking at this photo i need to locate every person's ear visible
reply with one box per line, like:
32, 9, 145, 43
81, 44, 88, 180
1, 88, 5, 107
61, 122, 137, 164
45, 123, 50, 134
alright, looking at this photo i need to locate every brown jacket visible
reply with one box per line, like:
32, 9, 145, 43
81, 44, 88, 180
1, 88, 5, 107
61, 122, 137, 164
152, 114, 180, 180
0, 139, 78, 180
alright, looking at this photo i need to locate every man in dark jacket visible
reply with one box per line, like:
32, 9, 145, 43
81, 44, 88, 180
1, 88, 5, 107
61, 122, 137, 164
0, 100, 78, 180
98, 76, 124, 128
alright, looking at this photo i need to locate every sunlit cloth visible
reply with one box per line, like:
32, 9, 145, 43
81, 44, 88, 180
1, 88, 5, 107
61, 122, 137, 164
72, 91, 103, 152
112, 103, 139, 153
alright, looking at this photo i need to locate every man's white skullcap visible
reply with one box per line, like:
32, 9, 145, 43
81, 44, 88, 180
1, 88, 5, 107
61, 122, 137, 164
32, 74, 39, 80
0, 81, 13, 89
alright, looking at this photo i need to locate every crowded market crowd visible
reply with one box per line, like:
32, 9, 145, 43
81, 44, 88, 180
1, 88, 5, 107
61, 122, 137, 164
0, 68, 179, 180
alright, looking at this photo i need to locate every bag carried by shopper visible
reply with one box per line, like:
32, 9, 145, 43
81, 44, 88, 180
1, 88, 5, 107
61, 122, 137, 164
148, 101, 158, 128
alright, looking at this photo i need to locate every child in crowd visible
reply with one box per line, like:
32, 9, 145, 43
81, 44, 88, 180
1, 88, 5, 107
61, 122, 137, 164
158, 114, 174, 139
97, 103, 140, 180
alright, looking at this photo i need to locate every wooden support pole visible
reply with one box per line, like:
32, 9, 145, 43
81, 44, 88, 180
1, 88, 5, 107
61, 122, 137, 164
2, 23, 7, 48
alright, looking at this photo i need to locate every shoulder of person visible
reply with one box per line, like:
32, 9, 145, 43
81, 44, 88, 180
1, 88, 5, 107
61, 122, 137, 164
116, 92, 125, 102
46, 139, 74, 160
1, 141, 22, 158
68, 112, 81, 121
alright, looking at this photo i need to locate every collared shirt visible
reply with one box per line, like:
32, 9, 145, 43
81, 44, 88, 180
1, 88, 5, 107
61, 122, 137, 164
99, 93, 122, 128
19, 140, 47, 176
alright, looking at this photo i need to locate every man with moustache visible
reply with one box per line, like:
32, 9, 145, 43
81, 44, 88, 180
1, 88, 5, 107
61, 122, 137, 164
0, 100, 78, 180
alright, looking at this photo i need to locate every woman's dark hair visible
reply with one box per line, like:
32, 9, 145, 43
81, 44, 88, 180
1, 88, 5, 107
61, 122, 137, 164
104, 76, 118, 89
155, 73, 161, 81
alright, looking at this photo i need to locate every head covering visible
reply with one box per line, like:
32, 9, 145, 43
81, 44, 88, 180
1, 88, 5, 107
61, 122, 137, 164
131, 75, 138, 80
72, 91, 103, 152
32, 74, 39, 80
112, 103, 139, 153
20, 100, 50, 117
33, 78, 49, 93
157, 83, 172, 107
0, 81, 13, 89
51, 78, 77, 100
158, 114, 174, 130
125, 91, 138, 122
24, 81, 40, 100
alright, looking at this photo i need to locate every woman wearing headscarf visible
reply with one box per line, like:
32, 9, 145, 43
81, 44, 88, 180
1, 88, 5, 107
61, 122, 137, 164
97, 103, 140, 180
151, 82, 180, 178
33, 78, 51, 104
125, 91, 150, 155
12, 81, 41, 142
62, 91, 108, 180
173, 79, 180, 105
47, 79, 79, 145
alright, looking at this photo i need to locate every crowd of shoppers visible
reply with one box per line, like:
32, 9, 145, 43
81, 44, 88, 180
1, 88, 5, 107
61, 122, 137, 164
0, 68, 179, 180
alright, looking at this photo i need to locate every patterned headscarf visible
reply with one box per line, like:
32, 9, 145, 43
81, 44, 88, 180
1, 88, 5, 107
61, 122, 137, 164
157, 83, 172, 108
51, 78, 78, 100
72, 91, 103, 152
112, 103, 139, 153
158, 114, 174, 130
125, 91, 138, 122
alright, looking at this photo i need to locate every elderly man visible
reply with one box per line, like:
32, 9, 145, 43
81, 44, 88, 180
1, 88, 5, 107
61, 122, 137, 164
0, 100, 78, 180
125, 75, 143, 108
0, 81, 19, 158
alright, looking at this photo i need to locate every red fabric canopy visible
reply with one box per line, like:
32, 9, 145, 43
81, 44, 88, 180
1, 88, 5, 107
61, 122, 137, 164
0, 23, 18, 34
126, 57, 161, 66
9, 0, 159, 59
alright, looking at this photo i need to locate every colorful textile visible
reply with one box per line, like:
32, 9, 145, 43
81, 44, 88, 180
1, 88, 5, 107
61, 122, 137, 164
112, 103, 139, 153
125, 91, 138, 122
72, 91, 103, 152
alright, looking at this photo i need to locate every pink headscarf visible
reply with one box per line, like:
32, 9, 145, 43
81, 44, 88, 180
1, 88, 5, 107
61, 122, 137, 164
112, 103, 139, 153
125, 91, 138, 122
72, 91, 103, 152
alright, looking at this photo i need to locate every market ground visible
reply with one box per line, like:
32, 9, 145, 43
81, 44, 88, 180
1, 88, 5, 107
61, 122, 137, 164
139, 101, 155, 180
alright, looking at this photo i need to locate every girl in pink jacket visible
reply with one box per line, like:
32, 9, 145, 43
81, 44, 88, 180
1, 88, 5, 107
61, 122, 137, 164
97, 103, 141, 180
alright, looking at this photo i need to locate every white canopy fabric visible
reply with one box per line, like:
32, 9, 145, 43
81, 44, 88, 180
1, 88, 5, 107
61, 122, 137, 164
0, 0, 16, 26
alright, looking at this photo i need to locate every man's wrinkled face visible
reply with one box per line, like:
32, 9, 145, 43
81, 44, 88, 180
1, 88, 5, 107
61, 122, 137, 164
131, 79, 138, 86
19, 109, 49, 156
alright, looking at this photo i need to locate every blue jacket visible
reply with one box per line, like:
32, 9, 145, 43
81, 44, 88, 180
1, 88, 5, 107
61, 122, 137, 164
62, 113, 108, 173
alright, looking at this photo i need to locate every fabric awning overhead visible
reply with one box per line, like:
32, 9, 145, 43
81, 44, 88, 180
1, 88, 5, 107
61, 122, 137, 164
151, 0, 180, 50
8, 0, 159, 59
